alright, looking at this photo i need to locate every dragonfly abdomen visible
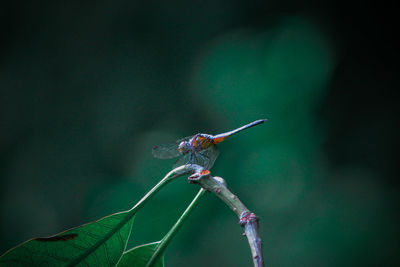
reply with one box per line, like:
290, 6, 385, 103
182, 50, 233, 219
212, 119, 267, 144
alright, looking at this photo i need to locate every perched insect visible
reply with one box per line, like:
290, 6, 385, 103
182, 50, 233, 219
152, 119, 267, 169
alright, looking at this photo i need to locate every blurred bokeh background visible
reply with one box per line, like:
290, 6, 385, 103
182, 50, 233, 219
1, 0, 399, 266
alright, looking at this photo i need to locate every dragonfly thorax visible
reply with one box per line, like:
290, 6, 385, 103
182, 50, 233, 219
178, 141, 191, 155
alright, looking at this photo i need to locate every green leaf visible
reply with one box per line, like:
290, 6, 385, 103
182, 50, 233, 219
117, 241, 164, 267
0, 211, 135, 266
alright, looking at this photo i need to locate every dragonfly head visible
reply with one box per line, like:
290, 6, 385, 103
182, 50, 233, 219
178, 141, 190, 155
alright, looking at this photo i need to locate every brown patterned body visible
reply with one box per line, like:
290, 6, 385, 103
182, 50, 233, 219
190, 134, 215, 151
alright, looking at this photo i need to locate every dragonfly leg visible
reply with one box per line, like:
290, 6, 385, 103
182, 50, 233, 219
194, 152, 213, 169
200, 153, 210, 160
191, 152, 205, 168
191, 153, 198, 166
186, 153, 194, 166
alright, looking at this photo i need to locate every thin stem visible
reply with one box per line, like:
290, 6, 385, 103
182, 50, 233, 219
127, 164, 201, 216
146, 188, 207, 267
189, 170, 264, 267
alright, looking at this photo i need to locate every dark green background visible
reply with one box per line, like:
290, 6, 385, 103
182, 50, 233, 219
1, 1, 398, 266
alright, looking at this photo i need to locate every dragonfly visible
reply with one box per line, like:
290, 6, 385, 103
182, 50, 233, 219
152, 119, 267, 170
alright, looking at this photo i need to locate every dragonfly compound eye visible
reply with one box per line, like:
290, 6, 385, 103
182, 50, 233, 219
178, 141, 190, 154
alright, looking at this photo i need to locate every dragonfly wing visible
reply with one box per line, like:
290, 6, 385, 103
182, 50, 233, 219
152, 136, 193, 159
173, 153, 192, 168
195, 144, 219, 169
152, 143, 180, 159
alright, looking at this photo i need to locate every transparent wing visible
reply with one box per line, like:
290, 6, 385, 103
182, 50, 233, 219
152, 143, 180, 159
172, 153, 192, 168
194, 144, 219, 169
152, 136, 192, 159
